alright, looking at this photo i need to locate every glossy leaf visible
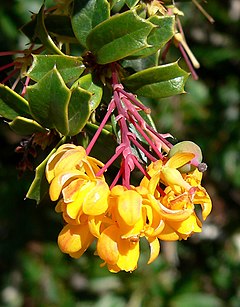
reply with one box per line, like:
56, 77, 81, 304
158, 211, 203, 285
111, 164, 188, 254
71, 0, 110, 47
44, 15, 76, 39
123, 62, 189, 98
21, 15, 75, 44
27, 55, 85, 83
0, 84, 30, 120
86, 10, 155, 64
123, 53, 159, 72
35, 5, 64, 55
126, 0, 140, 8
9, 116, 46, 135
26, 145, 59, 204
67, 87, 92, 136
27, 67, 71, 134
130, 15, 175, 58
77, 74, 103, 111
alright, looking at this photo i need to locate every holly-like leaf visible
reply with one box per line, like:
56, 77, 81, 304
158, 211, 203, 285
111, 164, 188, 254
67, 87, 92, 136
71, 0, 110, 47
27, 55, 85, 83
123, 53, 159, 72
45, 15, 76, 38
126, 0, 140, 8
35, 5, 64, 55
21, 15, 75, 44
78, 73, 103, 111
0, 84, 30, 120
9, 116, 46, 135
123, 62, 189, 98
86, 10, 155, 64
130, 15, 175, 58
27, 67, 71, 134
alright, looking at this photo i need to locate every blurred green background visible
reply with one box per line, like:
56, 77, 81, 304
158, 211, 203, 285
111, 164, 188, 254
0, 1, 240, 306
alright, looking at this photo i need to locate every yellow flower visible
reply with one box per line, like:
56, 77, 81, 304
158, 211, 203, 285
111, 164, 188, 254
140, 152, 212, 241
96, 185, 166, 271
58, 223, 94, 258
97, 224, 140, 273
46, 144, 111, 260
62, 174, 109, 217
46, 144, 104, 185
46, 144, 212, 272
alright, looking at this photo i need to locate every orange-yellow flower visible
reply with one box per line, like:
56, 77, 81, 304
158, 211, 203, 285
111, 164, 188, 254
140, 152, 212, 241
45, 144, 110, 260
96, 185, 165, 272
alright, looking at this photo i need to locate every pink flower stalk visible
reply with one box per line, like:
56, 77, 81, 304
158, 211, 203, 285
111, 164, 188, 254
86, 64, 171, 192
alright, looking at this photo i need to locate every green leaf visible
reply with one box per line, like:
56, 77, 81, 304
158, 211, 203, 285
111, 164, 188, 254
123, 53, 159, 72
67, 87, 92, 136
26, 149, 55, 204
126, 0, 140, 8
71, 0, 110, 47
77, 73, 103, 111
26, 137, 66, 204
26, 157, 49, 204
86, 10, 155, 64
27, 55, 85, 83
123, 62, 189, 98
130, 15, 175, 58
27, 67, 71, 134
85, 123, 116, 164
44, 15, 76, 39
21, 14, 76, 44
0, 84, 30, 120
35, 5, 64, 55
9, 116, 46, 135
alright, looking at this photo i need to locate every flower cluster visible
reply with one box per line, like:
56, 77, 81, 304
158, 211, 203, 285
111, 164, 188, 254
46, 139, 211, 272
44, 63, 212, 272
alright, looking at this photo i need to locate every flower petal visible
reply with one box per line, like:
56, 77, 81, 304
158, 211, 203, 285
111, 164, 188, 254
117, 190, 142, 226
58, 223, 93, 255
117, 239, 140, 272
97, 225, 119, 265
168, 214, 202, 237
147, 237, 160, 264
83, 180, 109, 215
46, 145, 86, 182
49, 170, 84, 201
161, 167, 191, 192
166, 152, 195, 169
194, 187, 212, 220
158, 224, 180, 241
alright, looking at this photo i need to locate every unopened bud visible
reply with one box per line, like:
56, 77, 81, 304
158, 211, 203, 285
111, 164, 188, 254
198, 162, 208, 172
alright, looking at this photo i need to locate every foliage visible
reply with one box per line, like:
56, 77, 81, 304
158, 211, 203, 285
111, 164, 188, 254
0, 0, 240, 306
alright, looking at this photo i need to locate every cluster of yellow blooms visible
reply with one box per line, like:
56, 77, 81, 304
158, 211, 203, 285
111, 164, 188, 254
46, 143, 212, 273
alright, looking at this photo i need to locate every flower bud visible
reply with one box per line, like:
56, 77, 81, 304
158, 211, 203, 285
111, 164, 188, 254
168, 141, 203, 173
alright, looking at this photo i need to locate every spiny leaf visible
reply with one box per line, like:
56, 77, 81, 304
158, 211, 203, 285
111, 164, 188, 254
71, 0, 110, 47
86, 10, 155, 64
27, 67, 71, 134
130, 15, 175, 58
27, 55, 85, 83
123, 62, 189, 98
35, 5, 64, 55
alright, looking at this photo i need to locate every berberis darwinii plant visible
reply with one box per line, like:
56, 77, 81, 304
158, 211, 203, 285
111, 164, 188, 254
0, 0, 213, 272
